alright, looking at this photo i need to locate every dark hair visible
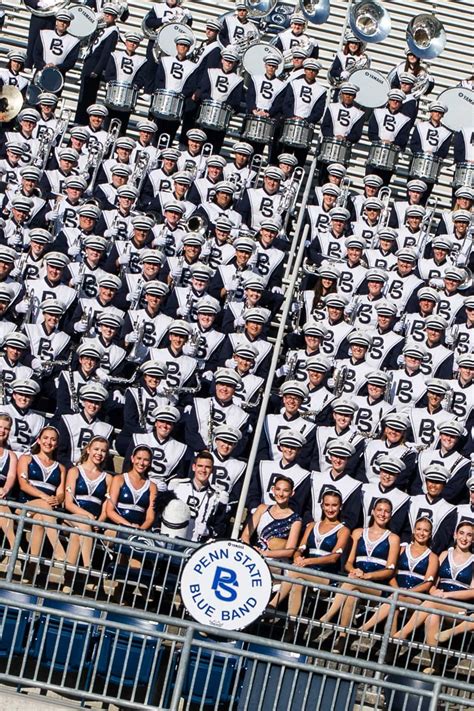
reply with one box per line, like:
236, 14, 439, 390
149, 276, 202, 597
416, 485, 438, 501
30, 426, 59, 456
273, 475, 294, 489
311, 275, 337, 312
368, 497, 393, 527
194, 450, 214, 465
404, 55, 422, 75
343, 41, 363, 56
321, 490, 343, 519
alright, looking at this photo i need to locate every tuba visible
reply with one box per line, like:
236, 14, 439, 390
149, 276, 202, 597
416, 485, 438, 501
406, 13, 446, 60
299, 0, 330, 25
244, 0, 277, 18
349, 0, 391, 44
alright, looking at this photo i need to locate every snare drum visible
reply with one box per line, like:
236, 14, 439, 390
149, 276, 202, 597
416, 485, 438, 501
454, 162, 474, 189
105, 81, 138, 112
36, 66, 64, 94
281, 118, 314, 149
409, 152, 442, 184
197, 100, 233, 132
368, 142, 401, 171
319, 137, 352, 166
150, 89, 184, 121
242, 115, 276, 143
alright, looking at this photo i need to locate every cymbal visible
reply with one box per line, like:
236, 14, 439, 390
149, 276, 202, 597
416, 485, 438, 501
0, 86, 24, 123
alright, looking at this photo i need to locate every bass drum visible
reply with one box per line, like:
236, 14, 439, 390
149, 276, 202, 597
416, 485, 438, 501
367, 142, 401, 171
242, 114, 276, 143
156, 22, 195, 56
197, 100, 233, 131
242, 43, 284, 77
409, 152, 442, 184
350, 68, 390, 109
105, 81, 138, 112
150, 89, 184, 121
438, 87, 474, 132
68, 5, 97, 39
454, 162, 474, 189
319, 137, 352, 166
281, 118, 314, 149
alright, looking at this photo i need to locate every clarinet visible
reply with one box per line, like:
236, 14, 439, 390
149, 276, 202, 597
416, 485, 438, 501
137, 385, 146, 429
69, 354, 80, 414
207, 399, 215, 449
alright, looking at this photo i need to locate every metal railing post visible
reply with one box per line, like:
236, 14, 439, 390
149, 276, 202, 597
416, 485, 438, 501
5, 508, 27, 583
169, 625, 194, 711
231, 220, 312, 539
377, 589, 400, 666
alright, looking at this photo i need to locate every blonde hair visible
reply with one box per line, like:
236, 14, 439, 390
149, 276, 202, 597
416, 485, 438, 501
78, 436, 110, 464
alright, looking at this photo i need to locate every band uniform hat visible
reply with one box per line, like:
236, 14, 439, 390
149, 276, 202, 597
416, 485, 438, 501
437, 420, 465, 437
348, 330, 372, 347
233, 235, 256, 253
102, 3, 120, 15
5, 142, 25, 156
44, 251, 70, 268
18, 108, 40, 123
206, 19, 222, 31
124, 32, 143, 43
424, 315, 448, 331
466, 476, 474, 492
327, 163, 347, 177
79, 382, 109, 403
244, 307, 271, 323
55, 9, 73, 21
233, 141, 254, 156
339, 82, 359, 95
233, 342, 258, 360
399, 72, 416, 85
214, 181, 236, 195
424, 463, 450, 483
407, 179, 427, 193
213, 424, 242, 444
321, 183, 341, 197
0, 246, 17, 264
11, 378, 40, 396
292, 46, 309, 58
383, 412, 410, 431
16, 166, 40, 183
58, 147, 79, 163
377, 455, 406, 475
143, 280, 168, 296
366, 370, 389, 387
364, 197, 384, 211
7, 49, 26, 62
323, 293, 349, 309
214, 368, 242, 388
428, 101, 447, 113
375, 300, 397, 316
221, 49, 240, 63
456, 352, 474, 369
64, 175, 87, 191
277, 429, 306, 448
280, 380, 308, 399
454, 186, 473, 200
317, 262, 340, 280
278, 153, 299, 166
206, 154, 227, 169
196, 296, 220, 314
264, 54, 281, 67
136, 119, 158, 133
40, 298, 65, 315
115, 137, 135, 151
174, 34, 192, 47
163, 200, 185, 214
161, 148, 181, 161
444, 266, 465, 282
331, 397, 358, 415
83, 235, 107, 252
76, 341, 104, 360
151, 405, 180, 423
303, 58, 321, 71
140, 360, 168, 378
402, 340, 427, 359
97, 274, 122, 290
259, 217, 282, 232
329, 207, 350, 221
417, 287, 440, 303
168, 319, 192, 336
97, 309, 124, 329
77, 203, 100, 219
87, 104, 109, 117
377, 228, 397, 242
139, 249, 163, 265
326, 440, 356, 457
345, 236, 367, 250
241, 273, 265, 291
405, 205, 426, 218
452, 209, 471, 223
305, 354, 332, 372
160, 499, 191, 538
425, 378, 449, 395
263, 166, 285, 181
366, 267, 389, 283
186, 128, 207, 142
4, 331, 28, 348
189, 262, 213, 281
387, 89, 405, 102
69, 126, 89, 141
116, 185, 139, 200
38, 92, 58, 106
431, 235, 453, 251
290, 13, 306, 24
363, 174, 384, 188
132, 215, 154, 231
302, 320, 329, 338
11, 195, 33, 212
396, 247, 418, 263
111, 164, 132, 177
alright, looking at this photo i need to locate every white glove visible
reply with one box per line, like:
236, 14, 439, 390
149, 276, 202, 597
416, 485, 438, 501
225, 358, 237, 369
229, 277, 240, 292
152, 234, 167, 248
68, 244, 81, 258
202, 370, 213, 382
233, 316, 245, 329
276, 364, 289, 378
126, 286, 141, 303
70, 275, 83, 287
171, 267, 183, 282
272, 286, 283, 295
95, 368, 110, 385
290, 302, 301, 313
176, 306, 188, 317
341, 70, 350, 80
10, 266, 21, 279
31, 357, 43, 371
15, 300, 29, 314
194, 521, 208, 540
218, 489, 229, 506
74, 320, 89, 333
45, 210, 59, 221
104, 228, 117, 239
7, 235, 22, 247
182, 342, 195, 356
118, 252, 130, 266
429, 278, 443, 290
125, 330, 138, 344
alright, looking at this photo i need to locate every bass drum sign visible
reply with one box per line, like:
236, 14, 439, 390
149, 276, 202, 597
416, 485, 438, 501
156, 23, 195, 56
242, 43, 284, 77
68, 5, 97, 39
350, 68, 390, 109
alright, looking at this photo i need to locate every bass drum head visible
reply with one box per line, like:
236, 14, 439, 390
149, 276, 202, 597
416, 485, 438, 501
68, 5, 97, 39
351, 68, 390, 108
242, 43, 284, 76
438, 87, 474, 132
157, 22, 195, 56
37, 66, 64, 93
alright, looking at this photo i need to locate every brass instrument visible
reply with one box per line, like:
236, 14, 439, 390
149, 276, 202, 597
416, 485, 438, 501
284, 351, 298, 381
347, 295, 362, 325
130, 150, 150, 196
68, 350, 80, 414
119, 242, 132, 279
136, 385, 146, 429
207, 397, 215, 448
0, 86, 23, 123
20, 288, 39, 328
299, 0, 330, 25
82, 142, 104, 196
337, 177, 351, 209
128, 320, 145, 363
446, 325, 460, 352
349, 0, 391, 44
21, 0, 68, 18
162, 373, 202, 398
443, 388, 454, 413
406, 13, 446, 60
130, 278, 144, 310
383, 370, 393, 403
370, 186, 392, 249
277, 167, 305, 215
290, 287, 305, 333
74, 263, 86, 294
103, 118, 122, 159
189, 38, 207, 64
300, 409, 319, 420
80, 307, 94, 338
328, 52, 371, 87
244, 0, 276, 18
332, 365, 347, 396
32, 127, 55, 171
417, 197, 438, 258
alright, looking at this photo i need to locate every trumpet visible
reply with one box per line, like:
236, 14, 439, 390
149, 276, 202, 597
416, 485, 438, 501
20, 288, 39, 328
337, 177, 351, 209
384, 370, 394, 403
276, 167, 305, 215
131, 150, 150, 196
103, 118, 122, 159
370, 186, 392, 249
417, 197, 438, 258
130, 278, 144, 310
284, 351, 298, 381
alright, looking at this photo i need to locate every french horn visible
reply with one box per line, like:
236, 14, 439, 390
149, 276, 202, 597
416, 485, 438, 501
406, 13, 446, 60
349, 0, 391, 44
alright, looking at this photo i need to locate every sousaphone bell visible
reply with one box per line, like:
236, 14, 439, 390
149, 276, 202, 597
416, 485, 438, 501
0, 86, 23, 123
349, 0, 391, 44
244, 0, 277, 18
299, 0, 330, 25
406, 13, 446, 60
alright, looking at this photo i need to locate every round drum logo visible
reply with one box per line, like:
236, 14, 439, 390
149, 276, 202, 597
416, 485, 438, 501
180, 540, 272, 630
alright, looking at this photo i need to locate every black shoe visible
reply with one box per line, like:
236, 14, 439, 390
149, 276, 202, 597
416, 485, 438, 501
282, 621, 296, 644
333, 635, 348, 655
384, 641, 398, 666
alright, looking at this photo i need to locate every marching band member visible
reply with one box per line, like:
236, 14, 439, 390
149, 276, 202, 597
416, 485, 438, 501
143, 0, 193, 60
219, 2, 257, 47
272, 13, 319, 59
397, 72, 419, 123
237, 165, 285, 231
74, 6, 120, 125
2, 378, 44, 453
32, 10, 81, 81
121, 280, 172, 361
366, 89, 412, 185
131, 119, 160, 169
0, 332, 34, 391
352, 370, 394, 436
366, 300, 404, 370
103, 32, 149, 134
390, 49, 434, 96
328, 34, 368, 89
436, 187, 473, 235
320, 82, 365, 184
407, 378, 451, 450
245, 54, 286, 157
361, 456, 410, 535
1, 108, 41, 166
34, 92, 61, 141
222, 141, 256, 192
405, 464, 456, 554
0, 143, 25, 188
356, 412, 415, 490
334, 330, 374, 395
82, 104, 110, 152
389, 179, 428, 228
409, 101, 452, 197
351, 174, 383, 220
0, 50, 29, 99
